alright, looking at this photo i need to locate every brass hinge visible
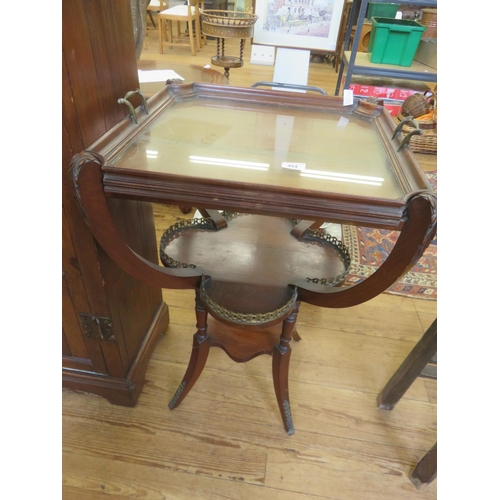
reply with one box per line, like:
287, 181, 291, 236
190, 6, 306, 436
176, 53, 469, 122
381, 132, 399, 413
78, 313, 115, 341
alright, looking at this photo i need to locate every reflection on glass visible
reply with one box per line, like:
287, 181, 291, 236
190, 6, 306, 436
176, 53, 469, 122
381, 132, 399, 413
300, 168, 384, 186
337, 116, 349, 127
189, 155, 270, 171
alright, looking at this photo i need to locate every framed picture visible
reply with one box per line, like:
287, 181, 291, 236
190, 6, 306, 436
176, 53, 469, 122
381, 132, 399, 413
253, 0, 345, 52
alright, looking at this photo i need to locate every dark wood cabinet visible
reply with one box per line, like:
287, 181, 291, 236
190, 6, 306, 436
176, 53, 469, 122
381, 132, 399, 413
62, 0, 168, 406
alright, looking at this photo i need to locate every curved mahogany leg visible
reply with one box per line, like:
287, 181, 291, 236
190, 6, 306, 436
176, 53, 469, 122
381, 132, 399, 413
169, 292, 211, 410
197, 208, 228, 230
290, 220, 324, 239
272, 302, 300, 435
71, 152, 201, 290
296, 192, 437, 309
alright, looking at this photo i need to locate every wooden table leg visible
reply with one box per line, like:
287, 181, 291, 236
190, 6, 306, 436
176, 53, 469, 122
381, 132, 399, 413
290, 220, 324, 239
410, 442, 437, 489
198, 208, 228, 229
272, 302, 301, 435
377, 318, 437, 410
169, 291, 210, 410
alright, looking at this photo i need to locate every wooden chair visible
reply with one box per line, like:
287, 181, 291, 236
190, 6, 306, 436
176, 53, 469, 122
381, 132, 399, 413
377, 318, 437, 489
147, 0, 167, 28
158, 0, 203, 56
160, 211, 351, 434
197, 0, 207, 46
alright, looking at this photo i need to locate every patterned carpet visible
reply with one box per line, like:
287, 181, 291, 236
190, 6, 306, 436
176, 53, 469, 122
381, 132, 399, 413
341, 171, 437, 300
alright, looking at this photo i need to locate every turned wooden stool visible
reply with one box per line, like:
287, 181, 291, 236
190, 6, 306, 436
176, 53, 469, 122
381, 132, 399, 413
378, 318, 437, 489
160, 210, 351, 434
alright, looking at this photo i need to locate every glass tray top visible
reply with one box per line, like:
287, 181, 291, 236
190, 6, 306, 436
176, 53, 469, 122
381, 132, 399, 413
113, 96, 405, 200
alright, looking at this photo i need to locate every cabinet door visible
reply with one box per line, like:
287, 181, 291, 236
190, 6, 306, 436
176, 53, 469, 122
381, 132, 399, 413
62, 206, 107, 374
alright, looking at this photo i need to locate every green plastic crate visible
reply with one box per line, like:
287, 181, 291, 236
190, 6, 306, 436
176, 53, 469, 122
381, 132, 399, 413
366, 2, 399, 20
368, 17, 426, 66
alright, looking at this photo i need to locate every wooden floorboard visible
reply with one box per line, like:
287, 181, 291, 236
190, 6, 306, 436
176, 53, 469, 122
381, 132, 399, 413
63, 16, 437, 500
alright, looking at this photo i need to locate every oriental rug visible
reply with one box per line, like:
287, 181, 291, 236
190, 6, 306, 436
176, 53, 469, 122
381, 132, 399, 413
341, 171, 437, 300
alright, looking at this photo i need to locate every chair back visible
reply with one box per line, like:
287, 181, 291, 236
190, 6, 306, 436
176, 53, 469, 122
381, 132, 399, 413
188, 0, 201, 17
147, 0, 167, 10
157, 0, 203, 55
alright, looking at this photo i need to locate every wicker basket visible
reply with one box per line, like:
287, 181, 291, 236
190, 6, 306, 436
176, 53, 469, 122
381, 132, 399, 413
394, 114, 437, 155
201, 10, 258, 38
401, 91, 434, 118
201, 10, 259, 26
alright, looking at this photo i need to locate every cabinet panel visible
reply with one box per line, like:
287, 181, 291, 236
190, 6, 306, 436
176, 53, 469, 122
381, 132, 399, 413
62, 199, 108, 373
62, 330, 71, 357
62, 0, 167, 405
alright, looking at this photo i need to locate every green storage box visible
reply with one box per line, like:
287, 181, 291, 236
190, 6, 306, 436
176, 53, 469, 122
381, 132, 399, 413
368, 17, 426, 66
366, 2, 399, 20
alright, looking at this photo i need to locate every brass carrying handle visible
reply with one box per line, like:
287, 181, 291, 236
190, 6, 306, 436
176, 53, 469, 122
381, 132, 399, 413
392, 115, 423, 152
117, 88, 149, 124
392, 115, 418, 139
397, 128, 423, 152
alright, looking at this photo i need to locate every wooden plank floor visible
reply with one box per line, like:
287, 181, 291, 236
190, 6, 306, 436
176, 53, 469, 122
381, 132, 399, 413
62, 18, 437, 500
